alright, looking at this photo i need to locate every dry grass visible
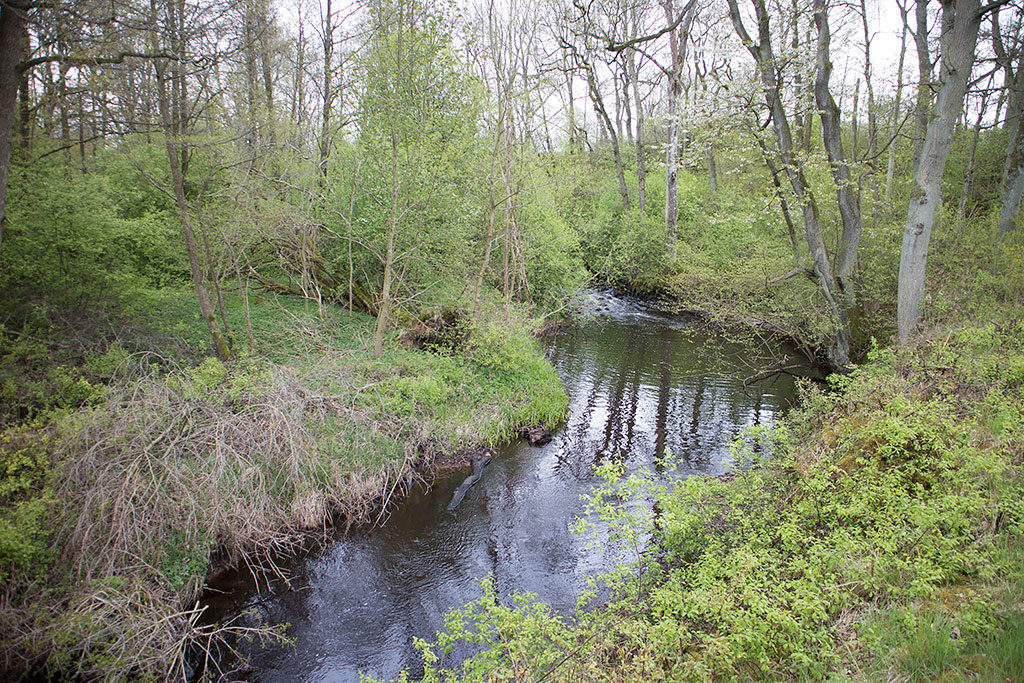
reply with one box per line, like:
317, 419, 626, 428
0, 299, 567, 680
57, 364, 403, 579
0, 360, 419, 679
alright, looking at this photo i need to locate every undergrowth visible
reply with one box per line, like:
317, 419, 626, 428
401, 316, 1024, 681
0, 290, 567, 680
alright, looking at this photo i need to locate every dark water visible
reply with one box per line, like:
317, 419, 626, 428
202, 290, 819, 681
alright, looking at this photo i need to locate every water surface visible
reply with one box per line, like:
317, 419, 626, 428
203, 290, 819, 681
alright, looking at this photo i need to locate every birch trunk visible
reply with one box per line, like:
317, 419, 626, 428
661, 0, 695, 254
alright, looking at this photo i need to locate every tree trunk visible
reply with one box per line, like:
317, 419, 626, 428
244, 0, 259, 153
613, 66, 625, 143
851, 80, 860, 161
0, 1, 27, 262
259, 3, 276, 147
472, 178, 497, 324
751, 128, 801, 260
999, 46, 1024, 236
291, 6, 304, 128
661, 0, 695, 253
958, 90, 988, 220
897, 0, 983, 343
502, 124, 517, 312
626, 49, 646, 211
728, 0, 851, 367
156, 61, 231, 360
858, 0, 878, 163
585, 66, 629, 213
374, 131, 400, 358
814, 0, 861, 305
318, 0, 334, 180
705, 144, 718, 194
886, 3, 909, 202
912, 0, 933, 159
16, 16, 28, 153
791, 0, 805, 150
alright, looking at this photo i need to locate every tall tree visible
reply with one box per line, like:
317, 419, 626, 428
994, 7, 1024, 236
887, 0, 911, 202
361, 0, 476, 356
912, 0, 934, 158
897, 0, 985, 342
557, 3, 632, 214
728, 0, 851, 367
151, 0, 231, 359
0, 0, 28, 262
660, 0, 696, 253
318, 0, 336, 180
813, 0, 861, 306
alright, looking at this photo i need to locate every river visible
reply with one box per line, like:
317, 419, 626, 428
201, 289, 820, 681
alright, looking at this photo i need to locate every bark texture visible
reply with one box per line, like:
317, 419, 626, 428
897, 0, 982, 343
813, 0, 861, 305
661, 0, 695, 254
998, 45, 1024, 236
0, 1, 28, 262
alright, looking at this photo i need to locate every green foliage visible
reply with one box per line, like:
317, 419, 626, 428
419, 577, 577, 683
361, 318, 567, 449
600, 210, 669, 294
158, 528, 211, 592
1, 153, 183, 308
0, 493, 54, 584
518, 177, 588, 306
409, 319, 1024, 681
187, 356, 228, 392
0, 327, 108, 424
0, 422, 54, 583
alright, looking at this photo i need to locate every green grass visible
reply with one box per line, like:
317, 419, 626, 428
0, 285, 568, 681
131, 286, 566, 450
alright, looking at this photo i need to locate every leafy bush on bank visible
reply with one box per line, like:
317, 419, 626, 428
406, 318, 1024, 681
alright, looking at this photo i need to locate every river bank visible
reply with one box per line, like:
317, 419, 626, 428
0, 289, 567, 681
201, 288, 818, 681
404, 312, 1024, 681
590, 279, 842, 374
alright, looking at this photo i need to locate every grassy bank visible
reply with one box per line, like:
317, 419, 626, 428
401, 310, 1024, 681
0, 288, 567, 680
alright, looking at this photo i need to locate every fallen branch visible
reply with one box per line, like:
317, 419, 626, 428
447, 451, 494, 511
768, 268, 816, 285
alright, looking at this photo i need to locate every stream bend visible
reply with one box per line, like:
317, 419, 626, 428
202, 289, 820, 681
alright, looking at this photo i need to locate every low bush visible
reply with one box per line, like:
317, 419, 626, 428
406, 318, 1024, 681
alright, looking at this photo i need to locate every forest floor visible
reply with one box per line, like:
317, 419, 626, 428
0, 288, 567, 680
